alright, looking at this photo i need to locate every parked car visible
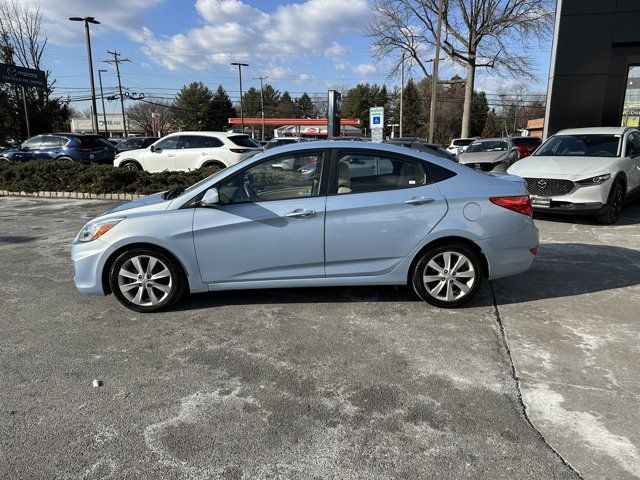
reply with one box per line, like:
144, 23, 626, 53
72, 141, 538, 312
511, 136, 542, 159
507, 127, 640, 224
264, 137, 309, 150
0, 133, 116, 164
108, 139, 121, 147
115, 136, 158, 154
457, 138, 519, 172
386, 138, 457, 161
113, 132, 262, 172
447, 138, 477, 155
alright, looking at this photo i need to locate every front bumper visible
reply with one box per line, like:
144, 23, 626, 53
71, 238, 112, 296
532, 200, 606, 215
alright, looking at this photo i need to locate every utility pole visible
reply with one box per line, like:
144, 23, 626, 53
231, 62, 249, 131
428, 0, 444, 143
98, 69, 109, 137
253, 75, 268, 141
103, 51, 130, 137
400, 53, 404, 138
69, 16, 100, 134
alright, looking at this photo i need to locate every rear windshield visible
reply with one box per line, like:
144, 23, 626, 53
465, 140, 508, 153
534, 135, 621, 158
453, 139, 475, 146
78, 136, 114, 149
512, 137, 541, 146
228, 135, 261, 148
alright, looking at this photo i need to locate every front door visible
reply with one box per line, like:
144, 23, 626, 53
143, 135, 179, 171
193, 150, 328, 283
324, 149, 448, 277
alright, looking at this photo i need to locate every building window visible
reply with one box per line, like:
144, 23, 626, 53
622, 65, 640, 127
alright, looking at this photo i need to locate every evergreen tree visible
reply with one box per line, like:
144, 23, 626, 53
342, 83, 390, 131
210, 85, 236, 130
295, 92, 315, 118
241, 87, 262, 118
276, 91, 296, 117
470, 91, 489, 137
481, 110, 497, 138
173, 82, 214, 130
402, 79, 422, 137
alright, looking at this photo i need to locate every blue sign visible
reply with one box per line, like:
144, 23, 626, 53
372, 116, 381, 125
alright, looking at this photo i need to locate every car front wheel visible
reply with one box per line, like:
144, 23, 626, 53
109, 248, 184, 312
412, 244, 482, 308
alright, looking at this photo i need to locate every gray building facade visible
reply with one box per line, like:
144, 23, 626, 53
545, 0, 640, 138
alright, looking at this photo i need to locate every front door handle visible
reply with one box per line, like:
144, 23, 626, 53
405, 197, 435, 206
286, 209, 317, 219
167, 154, 175, 157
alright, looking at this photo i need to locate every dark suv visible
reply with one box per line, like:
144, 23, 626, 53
115, 136, 158, 154
0, 133, 116, 164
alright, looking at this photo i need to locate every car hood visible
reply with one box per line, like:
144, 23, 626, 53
507, 156, 620, 178
102, 192, 171, 216
458, 151, 508, 164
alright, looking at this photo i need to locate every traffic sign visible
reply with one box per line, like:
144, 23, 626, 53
369, 107, 384, 143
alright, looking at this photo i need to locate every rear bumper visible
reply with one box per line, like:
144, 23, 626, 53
479, 221, 539, 280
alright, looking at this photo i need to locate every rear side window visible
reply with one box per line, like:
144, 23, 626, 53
229, 135, 260, 148
334, 151, 428, 195
178, 135, 211, 149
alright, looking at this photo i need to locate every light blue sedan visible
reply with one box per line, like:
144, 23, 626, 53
71, 141, 538, 312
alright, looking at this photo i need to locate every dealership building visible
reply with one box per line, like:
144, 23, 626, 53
70, 114, 141, 138
545, 0, 640, 137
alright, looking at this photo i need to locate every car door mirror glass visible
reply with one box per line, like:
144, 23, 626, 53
201, 188, 219, 206
150, 145, 156, 152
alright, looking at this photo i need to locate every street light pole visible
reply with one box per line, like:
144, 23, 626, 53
69, 16, 100, 135
98, 69, 109, 137
254, 75, 267, 141
231, 62, 249, 131
428, 0, 444, 143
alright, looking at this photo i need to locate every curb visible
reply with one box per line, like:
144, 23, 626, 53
0, 190, 142, 200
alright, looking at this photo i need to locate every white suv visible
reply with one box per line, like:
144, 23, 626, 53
113, 132, 261, 172
507, 127, 640, 224
447, 138, 477, 155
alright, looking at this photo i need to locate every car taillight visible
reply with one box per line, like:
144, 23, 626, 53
517, 145, 530, 158
490, 195, 533, 216
230, 148, 251, 153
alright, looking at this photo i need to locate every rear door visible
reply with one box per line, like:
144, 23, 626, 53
192, 150, 328, 283
174, 135, 214, 171
324, 149, 449, 277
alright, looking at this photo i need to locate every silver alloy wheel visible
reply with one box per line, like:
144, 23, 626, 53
422, 251, 476, 302
123, 162, 139, 171
117, 255, 172, 306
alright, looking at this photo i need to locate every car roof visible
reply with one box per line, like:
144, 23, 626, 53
557, 127, 634, 135
163, 131, 244, 137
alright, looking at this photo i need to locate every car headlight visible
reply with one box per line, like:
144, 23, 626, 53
576, 174, 611, 185
78, 217, 124, 242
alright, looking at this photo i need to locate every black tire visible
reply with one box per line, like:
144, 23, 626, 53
411, 243, 483, 308
120, 160, 142, 171
597, 181, 625, 225
109, 247, 185, 313
201, 161, 226, 170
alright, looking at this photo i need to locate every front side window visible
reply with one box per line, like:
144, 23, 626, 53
217, 152, 324, 204
535, 135, 621, 158
155, 136, 179, 150
22, 136, 43, 149
335, 151, 427, 195
42, 136, 67, 148
625, 131, 640, 156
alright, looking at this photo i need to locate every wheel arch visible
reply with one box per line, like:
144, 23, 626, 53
407, 235, 490, 285
613, 171, 627, 192
101, 242, 189, 295
201, 159, 226, 169
119, 159, 143, 169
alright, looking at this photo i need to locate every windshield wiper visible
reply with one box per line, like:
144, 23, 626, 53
162, 186, 185, 200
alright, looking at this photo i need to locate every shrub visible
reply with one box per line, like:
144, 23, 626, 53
0, 160, 221, 195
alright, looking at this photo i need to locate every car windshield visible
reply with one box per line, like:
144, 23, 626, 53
534, 135, 622, 157
465, 140, 507, 153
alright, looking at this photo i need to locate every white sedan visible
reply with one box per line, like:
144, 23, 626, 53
114, 131, 261, 172
508, 127, 640, 224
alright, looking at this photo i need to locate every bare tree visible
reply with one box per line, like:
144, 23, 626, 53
368, 0, 554, 138
127, 99, 174, 136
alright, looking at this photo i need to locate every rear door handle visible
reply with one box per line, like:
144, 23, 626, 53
286, 209, 317, 219
167, 154, 175, 157
405, 197, 435, 206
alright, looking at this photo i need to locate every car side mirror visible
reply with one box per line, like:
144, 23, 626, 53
21, 146, 29, 151
150, 145, 156, 152
200, 188, 219, 207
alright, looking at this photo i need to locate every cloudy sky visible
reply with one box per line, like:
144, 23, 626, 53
23, 0, 553, 113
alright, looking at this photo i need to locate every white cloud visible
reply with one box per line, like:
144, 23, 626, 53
353, 63, 377, 76
138, 0, 369, 70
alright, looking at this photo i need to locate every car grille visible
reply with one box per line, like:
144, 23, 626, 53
465, 162, 496, 172
525, 178, 575, 196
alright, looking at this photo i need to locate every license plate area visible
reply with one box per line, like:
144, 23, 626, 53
531, 196, 551, 208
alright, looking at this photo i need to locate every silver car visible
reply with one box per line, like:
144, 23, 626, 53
508, 127, 640, 224
71, 141, 539, 312
458, 138, 520, 172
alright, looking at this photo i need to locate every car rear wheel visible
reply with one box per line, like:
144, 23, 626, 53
121, 161, 141, 171
57, 156, 75, 162
597, 181, 624, 225
201, 160, 226, 170
109, 248, 185, 312
412, 244, 482, 308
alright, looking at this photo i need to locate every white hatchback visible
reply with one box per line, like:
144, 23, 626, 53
113, 131, 261, 172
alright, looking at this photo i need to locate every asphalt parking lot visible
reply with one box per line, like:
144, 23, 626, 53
0, 196, 638, 479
